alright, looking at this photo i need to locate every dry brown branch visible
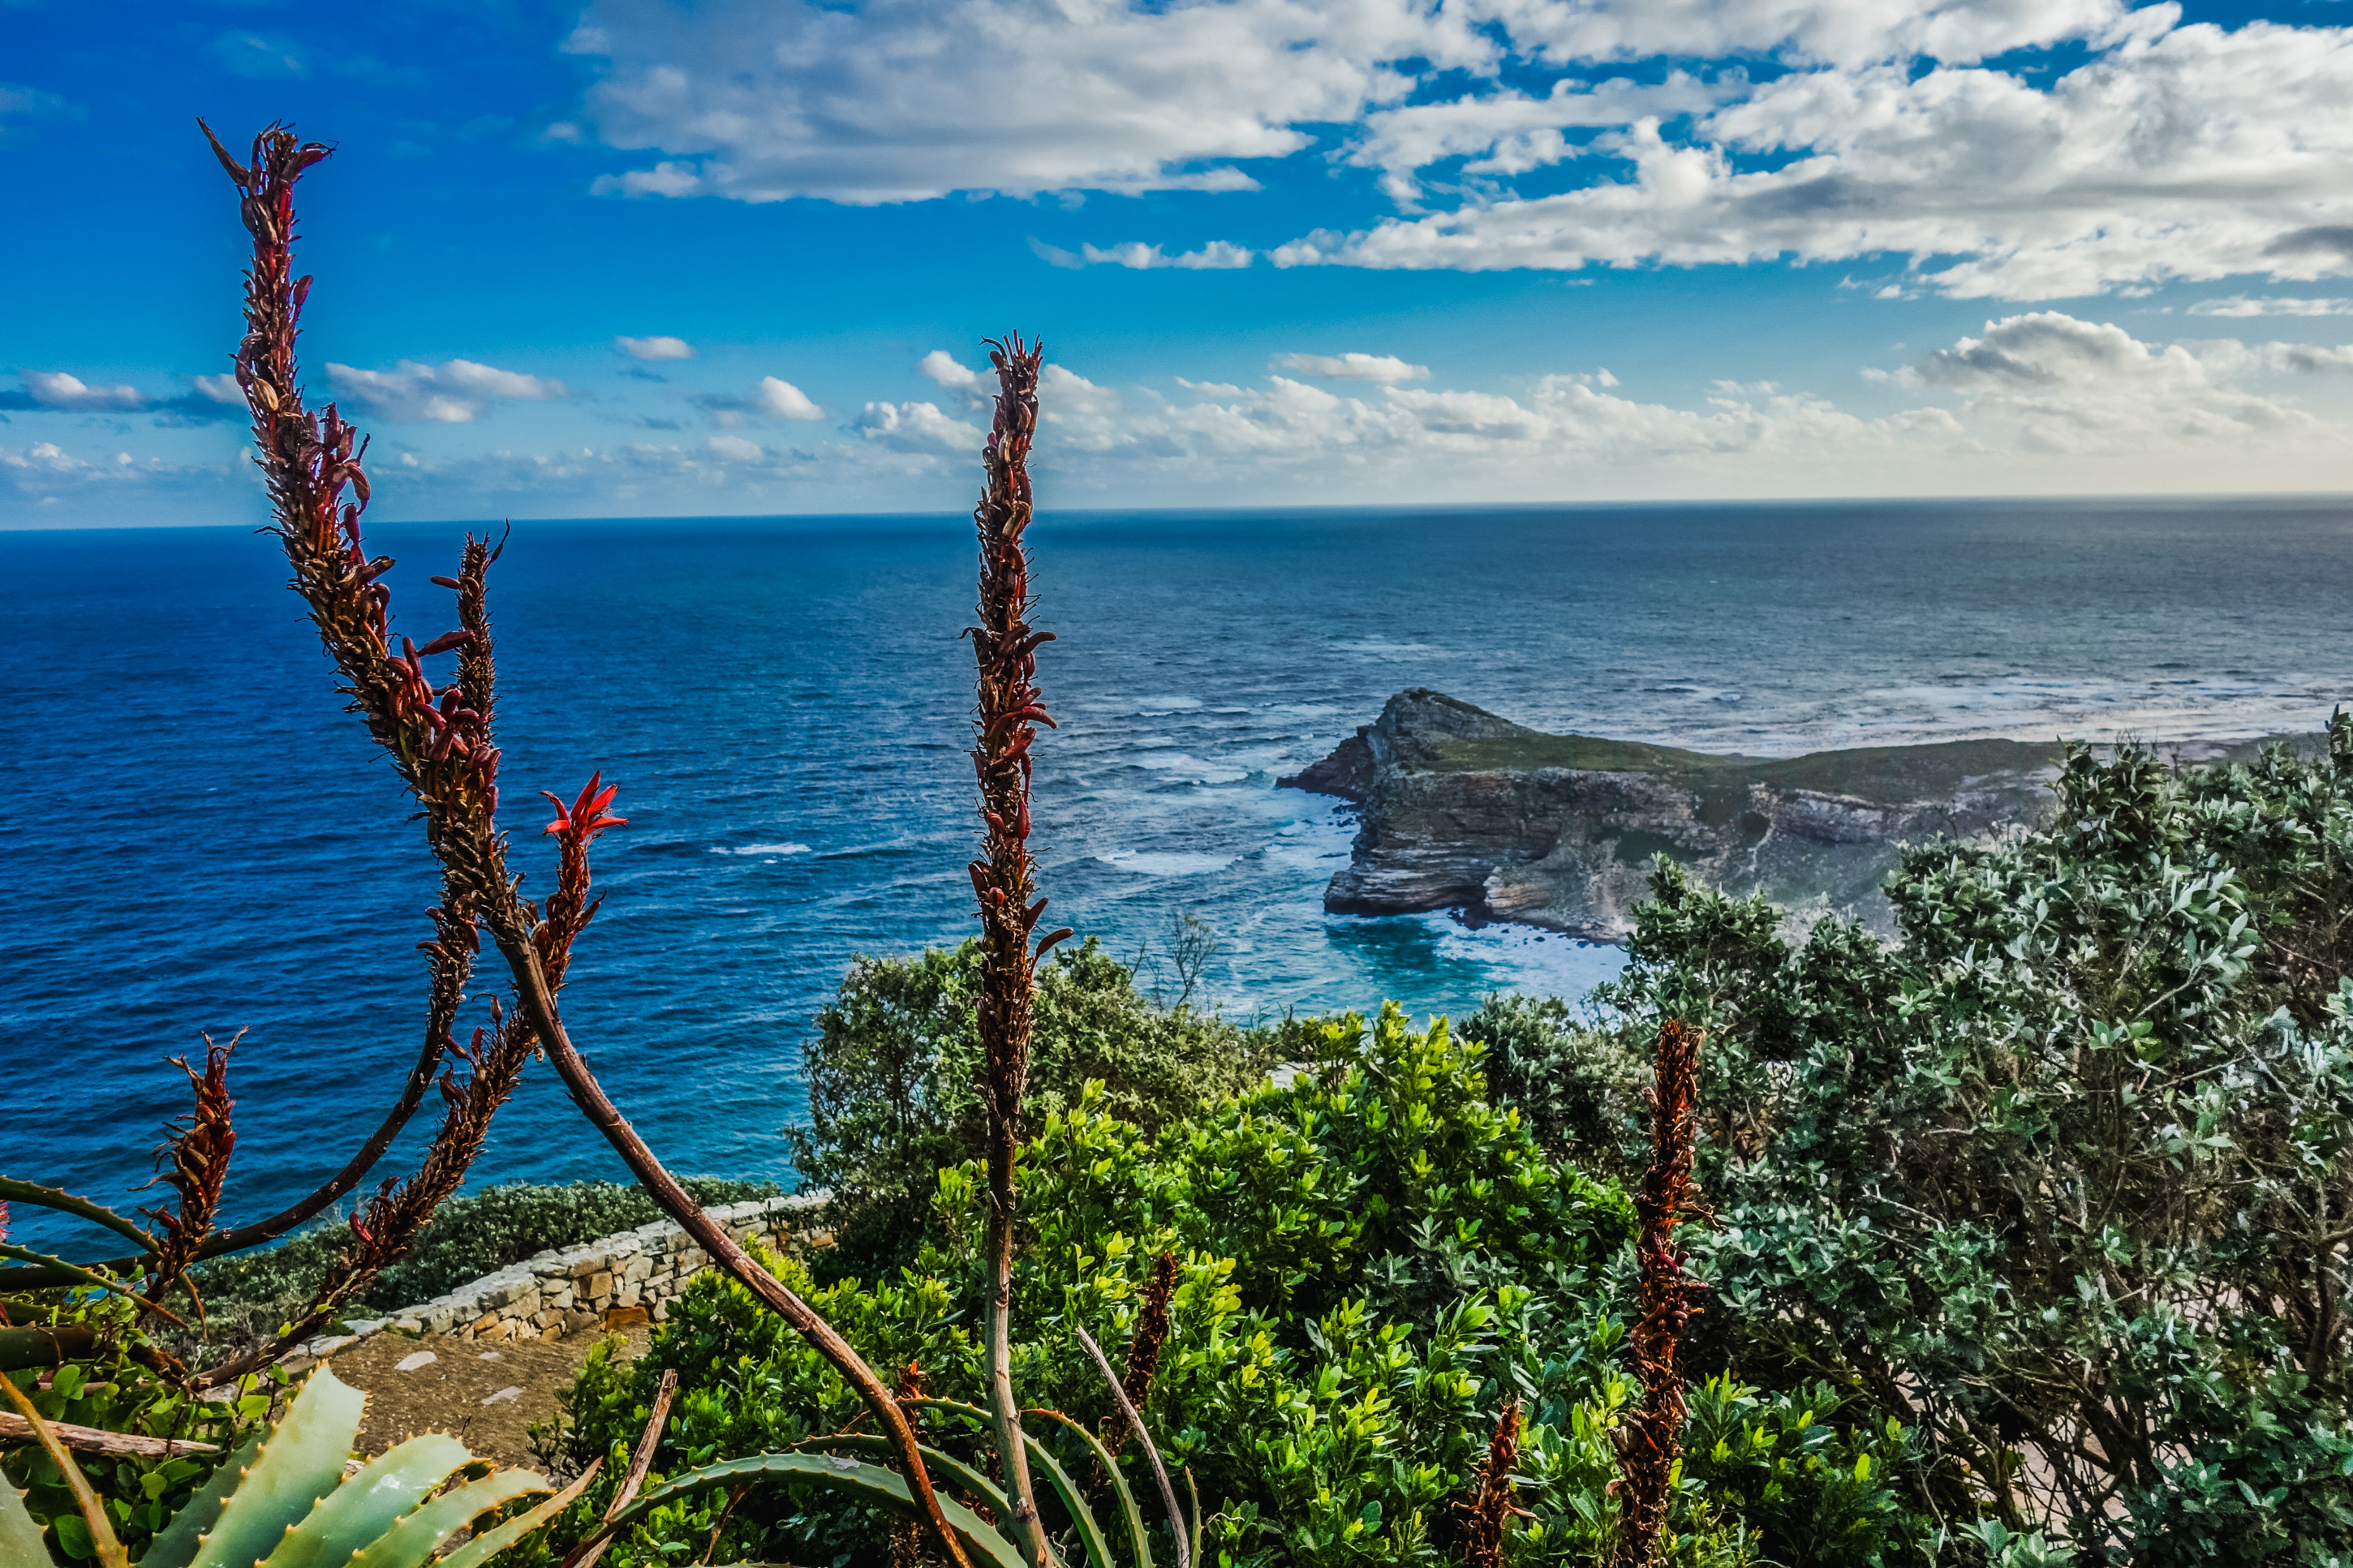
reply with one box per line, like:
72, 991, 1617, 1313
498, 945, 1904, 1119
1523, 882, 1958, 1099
0, 1411, 219, 1460
561, 1366, 678, 1568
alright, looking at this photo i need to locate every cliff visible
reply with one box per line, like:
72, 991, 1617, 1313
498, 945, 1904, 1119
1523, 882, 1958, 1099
1278, 689, 2065, 941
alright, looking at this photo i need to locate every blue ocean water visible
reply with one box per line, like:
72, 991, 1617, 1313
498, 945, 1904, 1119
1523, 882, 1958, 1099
6, 497, 2351, 1252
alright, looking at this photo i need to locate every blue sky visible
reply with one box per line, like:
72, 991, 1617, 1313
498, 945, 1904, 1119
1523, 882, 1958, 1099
6, 0, 2353, 523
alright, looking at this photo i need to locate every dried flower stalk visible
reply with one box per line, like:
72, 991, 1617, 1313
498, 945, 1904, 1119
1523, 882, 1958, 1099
1610, 1016, 1704, 1568
1459, 1397, 1522, 1568
1103, 1249, 1178, 1458
966, 332, 1067, 1568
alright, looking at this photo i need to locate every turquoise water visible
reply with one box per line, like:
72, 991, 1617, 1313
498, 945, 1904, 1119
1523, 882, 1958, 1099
6, 497, 2351, 1248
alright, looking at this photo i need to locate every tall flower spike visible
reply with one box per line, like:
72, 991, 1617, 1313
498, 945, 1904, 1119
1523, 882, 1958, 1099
968, 332, 1059, 1568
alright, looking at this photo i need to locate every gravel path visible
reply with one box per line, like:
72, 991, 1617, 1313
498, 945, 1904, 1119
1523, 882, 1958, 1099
321, 1324, 652, 1471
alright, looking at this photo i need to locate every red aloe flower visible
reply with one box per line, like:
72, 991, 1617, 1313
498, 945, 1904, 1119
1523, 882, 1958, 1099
542, 771, 627, 843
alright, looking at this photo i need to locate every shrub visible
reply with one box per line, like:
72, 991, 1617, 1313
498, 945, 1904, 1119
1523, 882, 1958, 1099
789, 936, 1285, 1279
1590, 728, 2353, 1564
544, 1005, 1937, 1568
1456, 993, 1645, 1176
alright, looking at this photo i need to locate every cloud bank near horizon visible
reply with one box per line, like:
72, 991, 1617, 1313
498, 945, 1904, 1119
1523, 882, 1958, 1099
12, 311, 2351, 522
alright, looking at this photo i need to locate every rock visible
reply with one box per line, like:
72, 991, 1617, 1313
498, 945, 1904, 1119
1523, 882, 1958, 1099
1284, 689, 2067, 941
395, 1351, 438, 1373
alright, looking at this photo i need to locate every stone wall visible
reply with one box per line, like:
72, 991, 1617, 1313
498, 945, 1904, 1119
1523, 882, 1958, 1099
334, 1192, 828, 1347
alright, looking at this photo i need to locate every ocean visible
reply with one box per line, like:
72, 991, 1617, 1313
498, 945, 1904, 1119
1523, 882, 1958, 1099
6, 496, 2351, 1251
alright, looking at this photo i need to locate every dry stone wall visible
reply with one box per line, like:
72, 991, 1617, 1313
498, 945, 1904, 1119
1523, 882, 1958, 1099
334, 1192, 827, 1347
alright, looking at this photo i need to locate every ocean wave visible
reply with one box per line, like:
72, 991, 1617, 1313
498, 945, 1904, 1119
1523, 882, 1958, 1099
710, 842, 814, 857
1092, 851, 1236, 877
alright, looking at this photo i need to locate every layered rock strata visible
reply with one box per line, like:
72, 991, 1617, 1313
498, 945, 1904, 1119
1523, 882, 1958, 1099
1280, 689, 2064, 941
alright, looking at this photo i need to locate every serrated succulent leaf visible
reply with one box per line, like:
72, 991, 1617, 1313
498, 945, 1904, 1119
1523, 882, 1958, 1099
260, 1434, 471, 1568
187, 1369, 366, 1568
428, 1462, 600, 1568
808, 1434, 1010, 1520
2, 1478, 50, 1568
145, 1433, 266, 1568
1017, 1425, 1115, 1568
597, 1454, 1023, 1568
341, 1468, 551, 1568
1024, 1408, 1153, 1568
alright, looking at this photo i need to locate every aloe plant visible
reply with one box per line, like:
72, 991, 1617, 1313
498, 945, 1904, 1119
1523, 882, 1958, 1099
1, 1368, 591, 1568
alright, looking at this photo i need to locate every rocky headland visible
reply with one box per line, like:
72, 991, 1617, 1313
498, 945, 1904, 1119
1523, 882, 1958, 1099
1282, 689, 2074, 941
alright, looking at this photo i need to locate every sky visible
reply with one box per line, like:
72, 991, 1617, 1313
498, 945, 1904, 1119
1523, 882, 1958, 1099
7, 0, 2353, 524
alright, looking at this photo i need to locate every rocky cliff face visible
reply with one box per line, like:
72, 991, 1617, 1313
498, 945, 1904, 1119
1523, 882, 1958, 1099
1278, 689, 2063, 941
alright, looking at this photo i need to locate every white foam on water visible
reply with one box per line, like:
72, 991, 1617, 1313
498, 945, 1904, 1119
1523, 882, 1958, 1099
1093, 851, 1237, 877
711, 842, 814, 856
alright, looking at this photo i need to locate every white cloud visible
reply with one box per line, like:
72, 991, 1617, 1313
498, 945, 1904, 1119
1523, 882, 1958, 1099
1055, 241, 1255, 270
190, 373, 244, 404
2265, 342, 2353, 374
918, 350, 980, 389
2189, 296, 2353, 318
1891, 311, 2316, 452
706, 434, 765, 461
857, 401, 984, 453
325, 359, 569, 423
617, 334, 698, 360
15, 372, 147, 411
1273, 352, 1429, 383
755, 376, 824, 419
1280, 19, 2353, 299
567, 0, 1497, 204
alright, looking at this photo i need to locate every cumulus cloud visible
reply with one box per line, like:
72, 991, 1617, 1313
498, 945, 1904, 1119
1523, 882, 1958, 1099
856, 401, 984, 453
568, 0, 1499, 204
917, 351, 979, 389
325, 359, 568, 423
1884, 311, 2318, 452
554, 0, 2353, 299
3, 372, 148, 412
695, 376, 826, 424
1273, 352, 1429, 384
617, 334, 698, 360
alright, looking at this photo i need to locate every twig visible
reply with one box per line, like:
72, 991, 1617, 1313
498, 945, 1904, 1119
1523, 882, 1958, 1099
1074, 1324, 1188, 1568
561, 1367, 678, 1568
0, 1411, 219, 1460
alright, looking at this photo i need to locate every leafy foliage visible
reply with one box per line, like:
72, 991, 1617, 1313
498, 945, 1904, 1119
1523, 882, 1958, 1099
1586, 727, 2353, 1565
543, 1005, 1934, 1568
789, 937, 1289, 1280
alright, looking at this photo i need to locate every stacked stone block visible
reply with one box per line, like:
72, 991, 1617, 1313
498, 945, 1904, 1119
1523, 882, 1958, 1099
338, 1192, 827, 1347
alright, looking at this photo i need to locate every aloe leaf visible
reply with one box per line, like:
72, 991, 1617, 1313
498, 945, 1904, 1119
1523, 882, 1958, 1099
260, 1434, 471, 1568
1016, 1424, 1116, 1568
428, 1462, 600, 1568
1182, 1468, 1200, 1558
187, 1369, 366, 1568
1022, 1408, 1151, 1568
593, 1453, 1024, 1568
144, 1433, 265, 1568
807, 1434, 1011, 1519
2, 1476, 51, 1568
342, 1468, 553, 1568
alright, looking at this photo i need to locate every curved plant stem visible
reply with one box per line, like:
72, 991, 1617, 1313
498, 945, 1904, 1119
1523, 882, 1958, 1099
1074, 1325, 1187, 1568
491, 932, 976, 1568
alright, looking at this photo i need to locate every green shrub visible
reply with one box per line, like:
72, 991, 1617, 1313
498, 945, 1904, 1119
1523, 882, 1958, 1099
1456, 993, 1645, 1175
543, 1005, 1934, 1568
1587, 725, 2353, 1565
789, 936, 1286, 1280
